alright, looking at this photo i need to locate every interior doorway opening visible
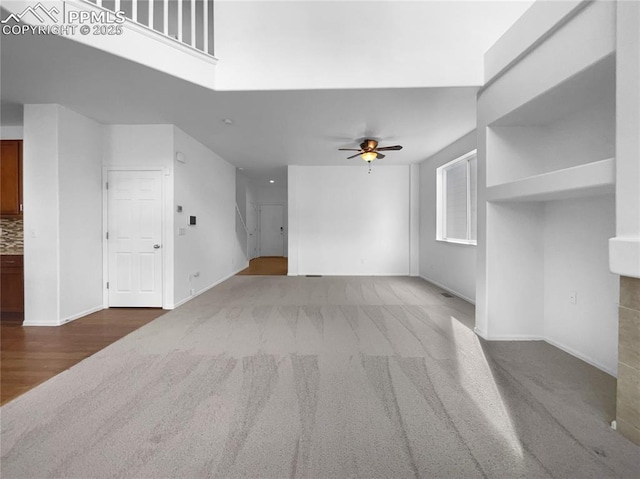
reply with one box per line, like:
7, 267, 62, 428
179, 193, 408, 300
236, 167, 288, 276
237, 257, 288, 276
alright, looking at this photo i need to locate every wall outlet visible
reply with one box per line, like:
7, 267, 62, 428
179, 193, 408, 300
193, 271, 200, 278
190, 288, 195, 296
178, 227, 186, 236
569, 290, 577, 305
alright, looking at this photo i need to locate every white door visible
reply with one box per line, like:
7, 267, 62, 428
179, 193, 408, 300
248, 202, 259, 259
107, 170, 163, 307
259, 204, 284, 257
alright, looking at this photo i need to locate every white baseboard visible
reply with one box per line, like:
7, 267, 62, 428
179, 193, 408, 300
544, 336, 616, 377
172, 266, 246, 309
419, 274, 475, 304
474, 327, 488, 339
23, 305, 104, 327
22, 320, 60, 327
477, 332, 544, 341
60, 305, 105, 325
474, 327, 616, 377
291, 273, 410, 277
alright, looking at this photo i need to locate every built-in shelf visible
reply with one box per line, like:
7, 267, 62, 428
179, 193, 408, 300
486, 157, 615, 203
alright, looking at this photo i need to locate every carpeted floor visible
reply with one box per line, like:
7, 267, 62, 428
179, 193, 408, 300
1, 276, 639, 478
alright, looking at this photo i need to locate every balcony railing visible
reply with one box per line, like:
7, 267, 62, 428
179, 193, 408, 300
83, 0, 214, 56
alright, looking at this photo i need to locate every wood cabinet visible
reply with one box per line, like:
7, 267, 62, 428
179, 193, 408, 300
1, 140, 23, 217
1, 255, 24, 314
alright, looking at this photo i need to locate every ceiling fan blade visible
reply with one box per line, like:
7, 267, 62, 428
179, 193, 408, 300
338, 148, 362, 151
346, 153, 362, 159
376, 153, 386, 159
376, 145, 403, 151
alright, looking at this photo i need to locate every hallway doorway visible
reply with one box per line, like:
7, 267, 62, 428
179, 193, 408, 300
259, 204, 284, 256
237, 257, 288, 275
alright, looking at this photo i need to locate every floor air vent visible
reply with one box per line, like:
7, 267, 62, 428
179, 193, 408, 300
306, 275, 322, 277
440, 292, 454, 298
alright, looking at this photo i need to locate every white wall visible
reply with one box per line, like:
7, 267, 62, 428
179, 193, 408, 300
485, 201, 545, 339
419, 131, 477, 303
0, 103, 23, 127
235, 171, 250, 259
544, 195, 618, 374
288, 165, 412, 276
214, 0, 532, 90
476, 1, 616, 339
245, 184, 258, 260
103, 125, 174, 168
23, 105, 61, 326
0, 126, 23, 139
481, 194, 619, 374
103, 124, 176, 307
253, 184, 287, 206
235, 170, 249, 223
23, 104, 103, 325
610, 0, 640, 278
487, 95, 615, 186
173, 127, 247, 307
478, 0, 615, 126
484, 0, 584, 82
58, 107, 103, 322
23, 121, 244, 316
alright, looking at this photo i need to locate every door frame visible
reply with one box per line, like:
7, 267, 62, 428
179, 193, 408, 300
102, 166, 168, 309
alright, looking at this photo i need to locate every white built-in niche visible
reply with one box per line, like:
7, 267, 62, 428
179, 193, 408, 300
486, 54, 615, 202
483, 53, 619, 374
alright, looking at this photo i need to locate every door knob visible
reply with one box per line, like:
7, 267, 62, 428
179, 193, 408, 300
153, 244, 161, 249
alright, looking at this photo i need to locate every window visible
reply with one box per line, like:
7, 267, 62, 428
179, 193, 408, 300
436, 150, 477, 244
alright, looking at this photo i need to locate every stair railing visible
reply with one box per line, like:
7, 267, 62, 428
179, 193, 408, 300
83, 0, 214, 56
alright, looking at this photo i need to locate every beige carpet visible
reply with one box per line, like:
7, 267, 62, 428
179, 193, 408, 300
1, 276, 639, 478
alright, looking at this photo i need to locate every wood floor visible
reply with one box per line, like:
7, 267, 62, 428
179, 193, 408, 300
1, 257, 286, 406
237, 256, 288, 275
0, 308, 165, 405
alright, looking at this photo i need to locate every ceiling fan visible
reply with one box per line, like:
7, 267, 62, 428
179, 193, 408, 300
339, 139, 403, 164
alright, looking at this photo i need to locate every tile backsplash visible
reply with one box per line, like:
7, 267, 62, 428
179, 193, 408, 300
1, 218, 24, 254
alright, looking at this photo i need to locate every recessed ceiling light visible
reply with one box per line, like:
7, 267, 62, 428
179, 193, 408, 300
269, 180, 275, 184
238, 167, 243, 170
222, 118, 233, 125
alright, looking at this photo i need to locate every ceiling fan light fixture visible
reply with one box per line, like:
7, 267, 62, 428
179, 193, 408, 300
361, 151, 377, 162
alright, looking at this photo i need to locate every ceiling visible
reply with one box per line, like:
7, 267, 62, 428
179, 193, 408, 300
1, 11, 486, 184
214, 0, 535, 90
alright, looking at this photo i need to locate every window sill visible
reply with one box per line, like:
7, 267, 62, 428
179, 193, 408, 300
436, 238, 477, 246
